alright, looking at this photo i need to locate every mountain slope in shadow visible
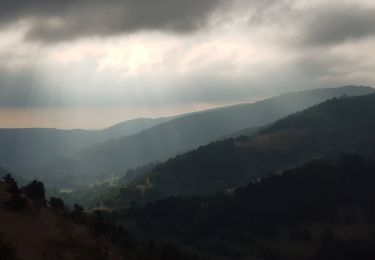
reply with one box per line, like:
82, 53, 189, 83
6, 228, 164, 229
120, 155, 375, 259
40, 86, 374, 188
108, 92, 375, 206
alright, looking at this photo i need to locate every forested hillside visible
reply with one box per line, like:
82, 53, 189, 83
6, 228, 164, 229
106, 93, 375, 206
30, 86, 374, 189
112, 155, 375, 260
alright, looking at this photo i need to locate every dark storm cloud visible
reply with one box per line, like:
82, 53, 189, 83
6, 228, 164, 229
1, 0, 374, 110
302, 5, 375, 47
1, 0, 375, 46
0, 0, 226, 42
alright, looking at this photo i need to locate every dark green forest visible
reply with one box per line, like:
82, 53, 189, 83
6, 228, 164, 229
110, 155, 375, 259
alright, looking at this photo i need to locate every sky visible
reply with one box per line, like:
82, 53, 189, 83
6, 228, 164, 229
0, 0, 374, 129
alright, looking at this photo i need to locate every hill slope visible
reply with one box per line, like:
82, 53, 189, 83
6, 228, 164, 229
98, 116, 176, 140
119, 155, 375, 259
108, 92, 375, 205
36, 86, 374, 188
0, 182, 124, 260
0, 176, 204, 260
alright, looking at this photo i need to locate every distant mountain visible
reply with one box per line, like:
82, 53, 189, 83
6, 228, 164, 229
109, 92, 375, 205
99, 116, 176, 140
0, 117, 174, 171
35, 86, 374, 188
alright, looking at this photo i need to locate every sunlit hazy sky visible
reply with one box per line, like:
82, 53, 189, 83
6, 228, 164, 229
1, 0, 375, 129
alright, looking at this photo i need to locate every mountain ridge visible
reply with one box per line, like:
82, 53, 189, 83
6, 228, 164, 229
14, 86, 375, 188
103, 92, 375, 207
0, 116, 176, 171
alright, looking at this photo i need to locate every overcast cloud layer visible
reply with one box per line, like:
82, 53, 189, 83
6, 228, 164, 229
0, 0, 229, 42
0, 0, 374, 128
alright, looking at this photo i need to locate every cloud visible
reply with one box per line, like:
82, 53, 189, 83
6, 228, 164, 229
1, 0, 375, 47
239, 1, 375, 48
0, 0, 375, 120
301, 5, 375, 47
0, 0, 228, 43
292, 37, 375, 86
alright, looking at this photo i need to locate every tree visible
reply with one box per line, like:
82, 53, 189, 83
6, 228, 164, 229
3, 174, 27, 211
23, 180, 46, 205
72, 204, 85, 220
3, 174, 20, 196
